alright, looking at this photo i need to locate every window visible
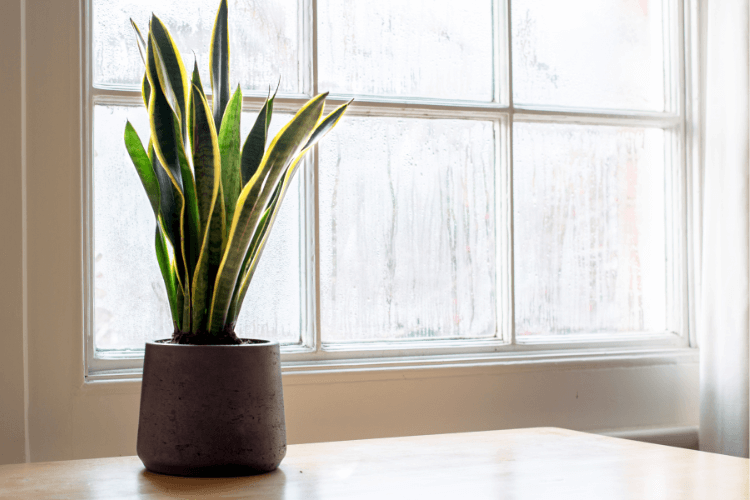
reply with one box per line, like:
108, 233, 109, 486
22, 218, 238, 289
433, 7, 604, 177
88, 0, 692, 374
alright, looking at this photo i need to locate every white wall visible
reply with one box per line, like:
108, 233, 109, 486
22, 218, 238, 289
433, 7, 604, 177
0, 0, 27, 466
0, 0, 700, 465
57, 358, 698, 461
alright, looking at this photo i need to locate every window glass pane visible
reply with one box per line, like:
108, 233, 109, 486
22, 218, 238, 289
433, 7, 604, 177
94, 106, 171, 349
93, 105, 302, 350
318, 0, 494, 101
513, 122, 667, 336
512, 0, 666, 111
319, 116, 497, 342
93, 0, 300, 94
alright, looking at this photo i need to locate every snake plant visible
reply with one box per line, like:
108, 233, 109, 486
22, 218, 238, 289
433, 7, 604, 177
124, 0, 349, 344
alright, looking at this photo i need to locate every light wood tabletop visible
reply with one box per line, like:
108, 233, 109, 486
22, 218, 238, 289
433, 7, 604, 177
0, 427, 747, 499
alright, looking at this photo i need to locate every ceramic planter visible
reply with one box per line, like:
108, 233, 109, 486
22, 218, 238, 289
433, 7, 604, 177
137, 339, 286, 477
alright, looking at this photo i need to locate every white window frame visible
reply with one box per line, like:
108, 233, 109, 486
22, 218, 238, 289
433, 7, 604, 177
85, 0, 699, 380
8, 0, 703, 462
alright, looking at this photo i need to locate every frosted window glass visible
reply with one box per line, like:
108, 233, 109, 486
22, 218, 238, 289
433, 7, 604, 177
93, 0, 300, 94
512, 0, 666, 111
513, 122, 667, 335
319, 117, 497, 341
94, 105, 302, 350
318, 0, 494, 101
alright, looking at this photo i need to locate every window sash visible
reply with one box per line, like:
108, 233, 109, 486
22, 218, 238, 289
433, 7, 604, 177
86, 0, 694, 377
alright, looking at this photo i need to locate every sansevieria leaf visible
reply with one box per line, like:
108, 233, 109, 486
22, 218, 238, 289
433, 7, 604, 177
148, 142, 182, 283
207, 93, 328, 333
129, 21, 152, 109
146, 33, 185, 192
177, 121, 202, 286
145, 37, 194, 329
209, 0, 230, 131
304, 100, 353, 150
150, 14, 189, 139
141, 73, 151, 109
130, 19, 148, 66
187, 60, 204, 158
191, 84, 220, 236
147, 30, 201, 301
155, 222, 180, 327
218, 86, 243, 230
189, 84, 224, 332
147, 30, 184, 135
124, 121, 160, 216
240, 89, 275, 187
149, 143, 186, 331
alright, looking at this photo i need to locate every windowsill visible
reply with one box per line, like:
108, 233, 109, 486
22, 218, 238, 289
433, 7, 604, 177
83, 344, 698, 387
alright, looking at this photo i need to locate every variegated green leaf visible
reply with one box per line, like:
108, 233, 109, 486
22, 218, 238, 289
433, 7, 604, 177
192, 185, 225, 332
218, 85, 243, 230
147, 30, 201, 287
148, 141, 183, 288
207, 93, 327, 333
146, 34, 184, 190
177, 133, 202, 294
187, 61, 202, 153
182, 281, 191, 332
150, 14, 188, 138
129, 21, 151, 108
191, 82, 220, 236
191, 59, 205, 97
145, 37, 193, 318
141, 73, 151, 109
130, 19, 147, 66
240, 91, 275, 186
189, 83, 223, 331
209, 0, 230, 131
155, 222, 180, 328
147, 30, 183, 131
304, 99, 353, 150
124, 121, 160, 216
129, 21, 152, 109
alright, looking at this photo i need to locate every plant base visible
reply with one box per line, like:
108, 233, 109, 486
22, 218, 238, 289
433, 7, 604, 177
137, 339, 286, 477
170, 329, 244, 345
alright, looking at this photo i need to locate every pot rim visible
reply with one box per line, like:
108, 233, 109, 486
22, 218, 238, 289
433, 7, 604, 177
146, 339, 279, 347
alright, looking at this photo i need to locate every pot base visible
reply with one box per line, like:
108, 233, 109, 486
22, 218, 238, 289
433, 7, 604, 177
143, 463, 276, 478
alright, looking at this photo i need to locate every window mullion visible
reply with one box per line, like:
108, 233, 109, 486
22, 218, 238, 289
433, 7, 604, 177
513, 106, 681, 125
310, 0, 318, 97
493, 0, 510, 106
308, 0, 321, 354
504, 0, 516, 346
497, 115, 514, 345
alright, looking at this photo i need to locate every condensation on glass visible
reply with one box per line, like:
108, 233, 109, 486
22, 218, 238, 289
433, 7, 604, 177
319, 116, 497, 342
92, 0, 680, 351
93, 0, 300, 94
513, 122, 668, 336
511, 0, 666, 111
318, 0, 494, 101
93, 105, 302, 350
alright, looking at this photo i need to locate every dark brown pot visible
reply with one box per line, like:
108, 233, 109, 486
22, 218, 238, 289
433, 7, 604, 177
137, 339, 286, 477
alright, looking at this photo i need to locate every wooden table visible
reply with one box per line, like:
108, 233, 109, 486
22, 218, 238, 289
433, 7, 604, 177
0, 428, 747, 499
